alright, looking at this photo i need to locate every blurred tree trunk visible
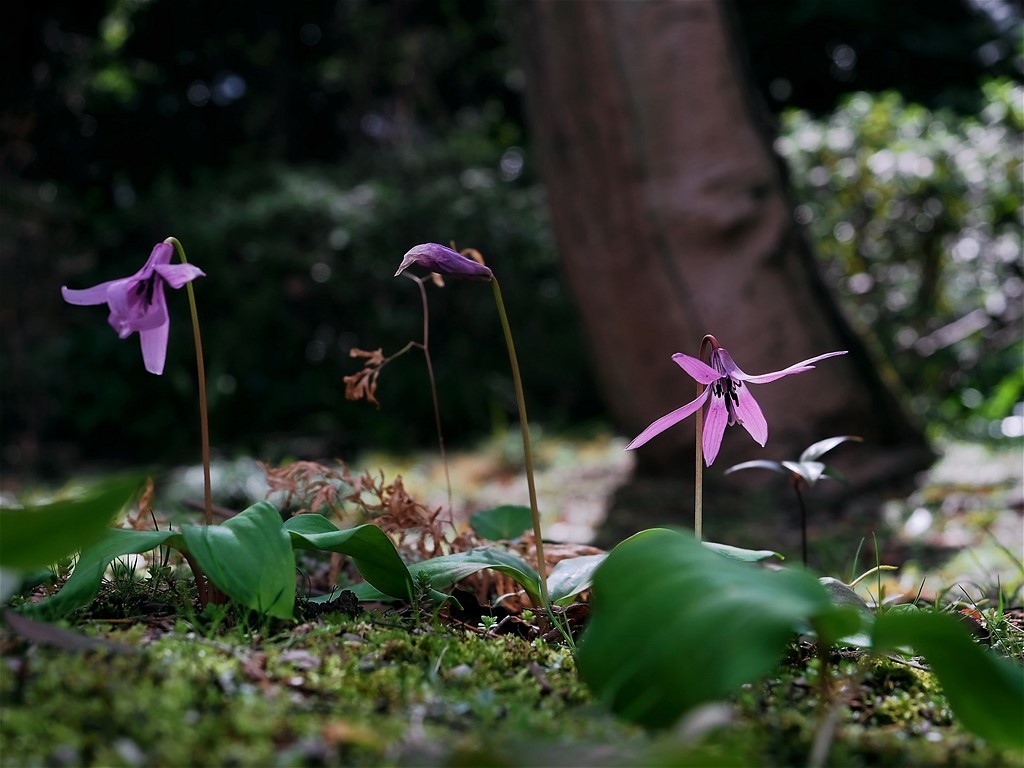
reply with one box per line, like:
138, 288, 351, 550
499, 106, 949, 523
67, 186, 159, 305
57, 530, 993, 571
518, 0, 933, 542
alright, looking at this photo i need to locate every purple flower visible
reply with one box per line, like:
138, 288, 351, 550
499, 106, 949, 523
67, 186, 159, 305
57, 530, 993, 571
626, 346, 847, 465
395, 243, 493, 281
62, 242, 205, 375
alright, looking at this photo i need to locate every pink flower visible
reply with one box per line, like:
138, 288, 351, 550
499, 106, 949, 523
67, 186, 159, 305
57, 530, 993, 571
626, 346, 847, 465
62, 242, 205, 375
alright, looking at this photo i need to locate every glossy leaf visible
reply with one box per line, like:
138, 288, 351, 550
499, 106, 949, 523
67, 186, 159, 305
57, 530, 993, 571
815, 577, 874, 647
548, 554, 606, 605
183, 501, 295, 619
349, 546, 542, 606
872, 609, 1024, 750
0, 476, 142, 571
798, 435, 862, 462
22, 527, 180, 619
285, 514, 414, 601
702, 541, 783, 562
577, 528, 848, 728
723, 460, 786, 476
469, 505, 533, 540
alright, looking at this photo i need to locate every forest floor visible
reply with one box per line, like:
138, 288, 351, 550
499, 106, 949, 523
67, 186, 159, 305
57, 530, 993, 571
1, 433, 1022, 767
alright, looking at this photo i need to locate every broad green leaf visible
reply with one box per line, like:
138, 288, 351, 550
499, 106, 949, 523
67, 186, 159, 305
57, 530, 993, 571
799, 435, 862, 462
548, 554, 606, 605
22, 528, 180, 619
285, 514, 414, 601
872, 609, 1024, 750
349, 546, 542, 606
577, 528, 848, 728
469, 505, 533, 540
183, 501, 295, 619
0, 476, 142, 571
702, 541, 783, 562
407, 547, 541, 604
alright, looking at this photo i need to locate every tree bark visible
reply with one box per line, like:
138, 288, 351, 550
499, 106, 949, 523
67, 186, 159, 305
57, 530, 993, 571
517, 0, 933, 539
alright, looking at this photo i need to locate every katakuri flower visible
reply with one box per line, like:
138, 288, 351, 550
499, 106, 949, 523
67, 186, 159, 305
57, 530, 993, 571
395, 243, 493, 281
626, 345, 847, 465
61, 242, 205, 375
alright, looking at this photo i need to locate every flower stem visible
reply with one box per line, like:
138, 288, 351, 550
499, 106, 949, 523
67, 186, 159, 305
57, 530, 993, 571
409, 275, 453, 514
490, 277, 549, 610
694, 335, 719, 541
164, 237, 212, 528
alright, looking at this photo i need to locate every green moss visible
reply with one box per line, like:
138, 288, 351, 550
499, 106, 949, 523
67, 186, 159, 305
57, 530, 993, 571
1, 613, 637, 766
2, 618, 1019, 767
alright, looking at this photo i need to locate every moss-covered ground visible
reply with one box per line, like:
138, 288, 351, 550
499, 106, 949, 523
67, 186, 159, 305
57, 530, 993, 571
2, 600, 1020, 767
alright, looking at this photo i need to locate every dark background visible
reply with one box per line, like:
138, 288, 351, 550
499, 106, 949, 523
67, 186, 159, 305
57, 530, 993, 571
2, 0, 1020, 477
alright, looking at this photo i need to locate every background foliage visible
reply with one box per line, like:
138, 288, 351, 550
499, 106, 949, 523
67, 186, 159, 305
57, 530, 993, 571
2, 0, 1021, 475
778, 81, 1023, 441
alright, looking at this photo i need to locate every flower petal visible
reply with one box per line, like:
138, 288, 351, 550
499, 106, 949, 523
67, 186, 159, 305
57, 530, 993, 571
732, 384, 768, 446
702, 395, 729, 465
625, 387, 711, 450
139, 321, 169, 375
671, 353, 722, 384
105, 280, 140, 321
395, 243, 493, 281
106, 282, 168, 335
154, 263, 205, 289
146, 242, 174, 268
731, 350, 848, 384
61, 279, 125, 306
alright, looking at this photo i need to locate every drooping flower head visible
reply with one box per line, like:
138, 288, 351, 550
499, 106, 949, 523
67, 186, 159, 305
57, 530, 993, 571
626, 341, 847, 465
62, 242, 205, 375
394, 243, 493, 281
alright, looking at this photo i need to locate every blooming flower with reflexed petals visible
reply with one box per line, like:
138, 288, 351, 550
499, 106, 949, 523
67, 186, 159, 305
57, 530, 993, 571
626, 345, 847, 465
61, 242, 205, 375
395, 243, 493, 281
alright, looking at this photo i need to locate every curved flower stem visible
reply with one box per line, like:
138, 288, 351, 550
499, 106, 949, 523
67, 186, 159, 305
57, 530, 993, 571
694, 334, 719, 541
490, 277, 550, 610
164, 237, 212, 528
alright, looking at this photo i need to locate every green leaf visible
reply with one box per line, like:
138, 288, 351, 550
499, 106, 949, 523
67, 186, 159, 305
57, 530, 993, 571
548, 554, 606, 605
22, 527, 180, 619
183, 502, 295, 619
285, 514, 414, 601
469, 505, 533, 540
872, 609, 1024, 750
0, 476, 142, 571
702, 541, 783, 562
577, 528, 847, 728
349, 546, 542, 606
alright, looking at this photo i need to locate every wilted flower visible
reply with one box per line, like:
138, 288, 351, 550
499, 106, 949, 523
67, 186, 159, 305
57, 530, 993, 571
394, 243, 493, 281
61, 242, 205, 375
626, 345, 847, 465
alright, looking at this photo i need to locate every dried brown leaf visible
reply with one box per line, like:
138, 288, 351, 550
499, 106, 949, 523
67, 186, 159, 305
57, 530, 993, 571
349, 347, 385, 366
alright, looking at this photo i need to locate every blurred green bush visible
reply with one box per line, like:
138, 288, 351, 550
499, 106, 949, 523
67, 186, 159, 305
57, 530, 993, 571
777, 79, 1023, 440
